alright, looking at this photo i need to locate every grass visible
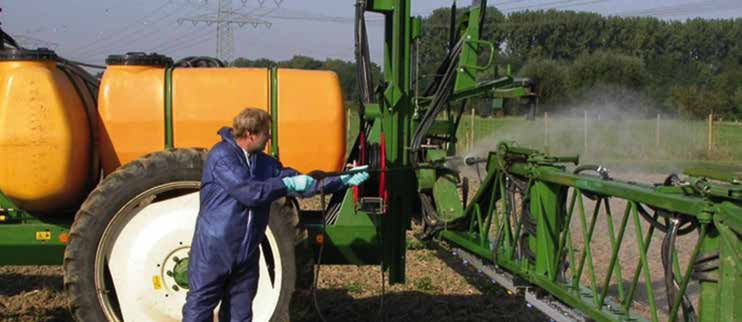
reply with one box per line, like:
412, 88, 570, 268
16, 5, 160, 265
406, 236, 427, 250
345, 281, 366, 294
412, 276, 437, 292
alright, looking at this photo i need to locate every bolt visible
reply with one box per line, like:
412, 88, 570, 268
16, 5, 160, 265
173, 256, 180, 262
167, 271, 173, 277
172, 285, 180, 292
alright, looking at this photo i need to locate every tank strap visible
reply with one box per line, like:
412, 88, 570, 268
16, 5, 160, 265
164, 67, 174, 149
269, 66, 279, 159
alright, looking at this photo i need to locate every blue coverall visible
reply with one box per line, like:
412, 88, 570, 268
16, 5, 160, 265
183, 127, 344, 322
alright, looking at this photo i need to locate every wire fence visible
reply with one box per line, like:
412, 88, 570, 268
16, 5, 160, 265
454, 113, 742, 166
345, 111, 742, 169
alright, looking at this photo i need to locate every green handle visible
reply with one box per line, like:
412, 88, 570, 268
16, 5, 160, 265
461, 39, 495, 71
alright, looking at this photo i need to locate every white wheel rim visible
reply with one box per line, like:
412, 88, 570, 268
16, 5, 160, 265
94, 182, 284, 322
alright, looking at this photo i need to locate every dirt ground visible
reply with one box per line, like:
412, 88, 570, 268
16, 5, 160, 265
0, 228, 546, 322
0, 170, 704, 322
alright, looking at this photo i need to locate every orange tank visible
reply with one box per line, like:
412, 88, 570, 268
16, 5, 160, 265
99, 55, 346, 174
97, 53, 172, 174
0, 49, 92, 213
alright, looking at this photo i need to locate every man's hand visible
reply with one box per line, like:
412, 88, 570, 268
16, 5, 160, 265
340, 165, 370, 187
282, 175, 316, 193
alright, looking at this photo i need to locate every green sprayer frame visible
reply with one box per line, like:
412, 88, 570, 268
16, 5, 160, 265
436, 143, 740, 322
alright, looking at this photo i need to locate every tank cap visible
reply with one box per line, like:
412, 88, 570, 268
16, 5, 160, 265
0, 47, 58, 61
106, 52, 173, 67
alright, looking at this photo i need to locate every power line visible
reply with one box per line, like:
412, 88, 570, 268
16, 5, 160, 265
156, 26, 217, 54
149, 25, 204, 52
615, 0, 742, 18
67, 3, 199, 59
64, 1, 174, 55
502, 0, 607, 12
236, 6, 385, 25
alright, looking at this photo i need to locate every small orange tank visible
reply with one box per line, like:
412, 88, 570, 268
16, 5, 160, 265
97, 53, 172, 174
0, 48, 92, 212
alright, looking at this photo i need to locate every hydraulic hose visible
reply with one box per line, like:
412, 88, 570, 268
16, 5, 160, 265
661, 217, 697, 321
354, 0, 374, 105
55, 57, 103, 195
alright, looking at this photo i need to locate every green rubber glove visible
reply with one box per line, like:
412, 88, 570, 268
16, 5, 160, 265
340, 165, 370, 186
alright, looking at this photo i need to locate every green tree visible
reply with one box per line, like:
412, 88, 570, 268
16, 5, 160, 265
568, 51, 647, 91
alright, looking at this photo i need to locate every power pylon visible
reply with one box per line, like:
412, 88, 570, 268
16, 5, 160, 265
177, 0, 274, 62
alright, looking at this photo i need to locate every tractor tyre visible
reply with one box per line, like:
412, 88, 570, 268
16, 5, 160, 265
63, 148, 301, 322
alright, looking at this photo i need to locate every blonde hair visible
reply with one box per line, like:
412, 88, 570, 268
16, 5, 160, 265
232, 107, 271, 138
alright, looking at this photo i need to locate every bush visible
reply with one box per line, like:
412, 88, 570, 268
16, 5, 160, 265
670, 85, 730, 119
518, 58, 569, 107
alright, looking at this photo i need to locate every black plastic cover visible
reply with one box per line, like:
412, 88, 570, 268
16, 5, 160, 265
0, 47, 57, 61
106, 52, 173, 67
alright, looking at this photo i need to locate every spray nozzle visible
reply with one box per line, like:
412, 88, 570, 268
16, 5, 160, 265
464, 156, 487, 166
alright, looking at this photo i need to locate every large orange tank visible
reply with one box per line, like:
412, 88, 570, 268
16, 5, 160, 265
0, 48, 92, 212
99, 55, 346, 174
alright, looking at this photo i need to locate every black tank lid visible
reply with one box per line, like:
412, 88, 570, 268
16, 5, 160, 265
0, 47, 58, 61
106, 52, 173, 67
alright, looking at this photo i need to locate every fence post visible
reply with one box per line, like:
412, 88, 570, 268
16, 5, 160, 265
584, 110, 588, 154
654, 113, 660, 148
544, 112, 549, 153
470, 108, 475, 150
708, 113, 714, 154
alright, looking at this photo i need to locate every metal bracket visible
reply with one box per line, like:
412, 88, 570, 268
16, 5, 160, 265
358, 197, 386, 215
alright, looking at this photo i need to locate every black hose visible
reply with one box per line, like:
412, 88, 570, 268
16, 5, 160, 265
354, 0, 374, 105
636, 204, 698, 236
410, 38, 465, 159
0, 17, 19, 49
448, 1, 457, 52
174, 56, 225, 68
56, 58, 102, 194
311, 181, 330, 322
60, 58, 105, 69
573, 164, 611, 180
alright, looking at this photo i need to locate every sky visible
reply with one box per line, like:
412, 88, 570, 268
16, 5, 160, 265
1, 0, 740, 65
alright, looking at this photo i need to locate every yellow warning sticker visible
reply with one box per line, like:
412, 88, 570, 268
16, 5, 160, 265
35, 231, 51, 241
152, 276, 163, 290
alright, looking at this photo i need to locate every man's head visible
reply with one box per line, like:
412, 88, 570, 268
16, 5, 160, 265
232, 107, 272, 153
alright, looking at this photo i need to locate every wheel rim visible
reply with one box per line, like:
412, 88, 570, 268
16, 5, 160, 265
94, 181, 284, 321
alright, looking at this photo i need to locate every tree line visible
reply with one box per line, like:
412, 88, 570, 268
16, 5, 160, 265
232, 7, 741, 120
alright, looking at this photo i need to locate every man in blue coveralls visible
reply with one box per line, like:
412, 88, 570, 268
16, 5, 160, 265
183, 108, 369, 322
